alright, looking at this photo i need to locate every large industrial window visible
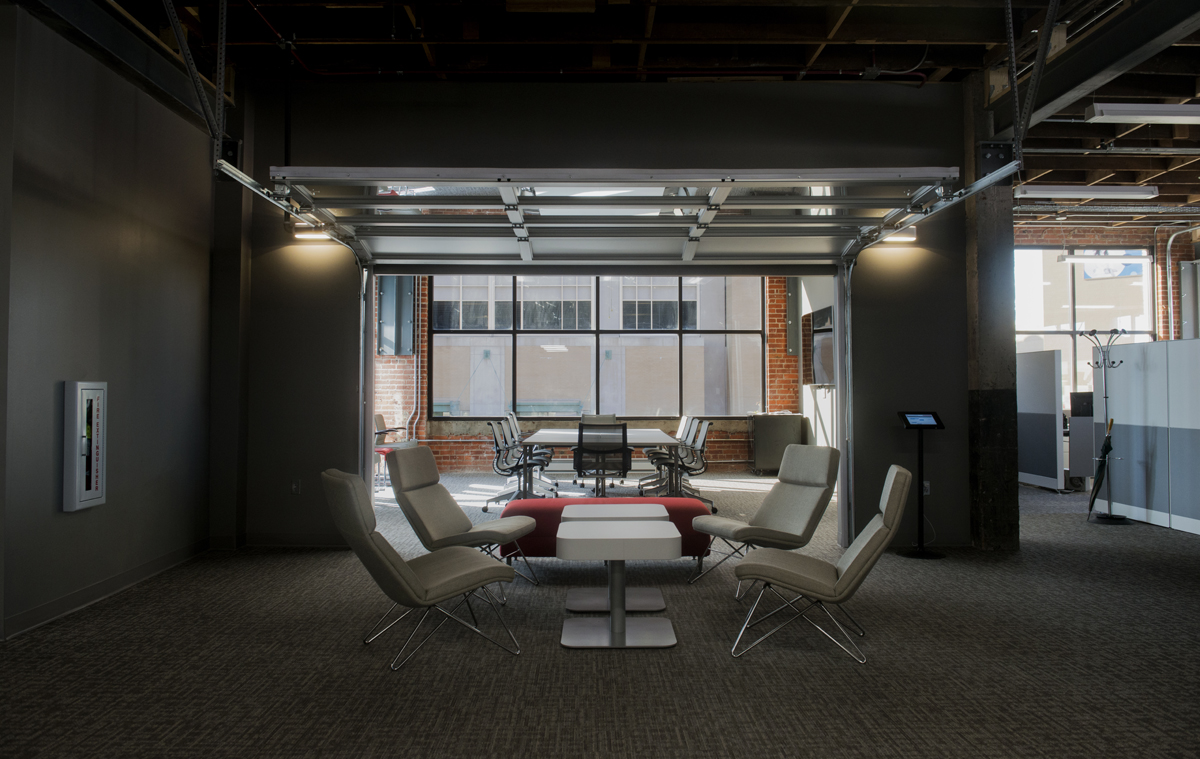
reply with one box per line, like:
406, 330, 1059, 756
1014, 248, 1155, 407
430, 275, 764, 418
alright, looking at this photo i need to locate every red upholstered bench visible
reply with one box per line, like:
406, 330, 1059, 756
499, 497, 712, 558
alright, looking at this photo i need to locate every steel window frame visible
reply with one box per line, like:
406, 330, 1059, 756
424, 275, 767, 421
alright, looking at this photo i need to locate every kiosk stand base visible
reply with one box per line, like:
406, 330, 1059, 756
1090, 512, 1129, 525
896, 413, 945, 561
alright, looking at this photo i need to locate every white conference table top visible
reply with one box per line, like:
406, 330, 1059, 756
522, 428, 678, 448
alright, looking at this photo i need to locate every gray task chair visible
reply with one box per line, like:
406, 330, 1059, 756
320, 469, 520, 671
386, 445, 540, 585
730, 464, 912, 663
690, 444, 840, 584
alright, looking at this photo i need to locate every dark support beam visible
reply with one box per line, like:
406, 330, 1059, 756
990, 0, 1200, 138
965, 72, 1019, 551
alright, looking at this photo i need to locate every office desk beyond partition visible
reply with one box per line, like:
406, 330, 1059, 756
518, 428, 682, 498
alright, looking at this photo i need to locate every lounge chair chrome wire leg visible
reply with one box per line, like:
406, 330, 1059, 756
829, 604, 865, 637
802, 600, 867, 663
513, 544, 540, 586
363, 603, 416, 644
688, 538, 746, 584
730, 583, 818, 658
390, 606, 450, 670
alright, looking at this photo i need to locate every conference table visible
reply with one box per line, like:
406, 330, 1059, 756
516, 427, 683, 499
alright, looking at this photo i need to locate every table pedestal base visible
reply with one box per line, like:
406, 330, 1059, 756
560, 617, 677, 649
565, 587, 666, 612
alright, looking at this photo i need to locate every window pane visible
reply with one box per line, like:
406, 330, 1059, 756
431, 335, 510, 417
516, 335, 596, 416
433, 275, 514, 331
684, 277, 762, 330
522, 301, 561, 329
432, 301, 459, 330
1015, 249, 1073, 331
681, 301, 697, 330
600, 335, 679, 416
462, 302, 488, 329
652, 301, 678, 330
495, 301, 513, 330
682, 334, 762, 415
1073, 249, 1153, 332
576, 301, 592, 330
637, 302, 651, 330
622, 301, 637, 330
517, 275, 594, 331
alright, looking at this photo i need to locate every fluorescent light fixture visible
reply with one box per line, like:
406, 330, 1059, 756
883, 229, 917, 243
1014, 185, 1158, 200
1057, 254, 1152, 263
572, 190, 633, 197
1085, 103, 1200, 125
541, 344, 568, 352
294, 229, 331, 239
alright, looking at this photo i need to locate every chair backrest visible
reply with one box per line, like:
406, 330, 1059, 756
581, 414, 617, 425
674, 415, 690, 440
320, 469, 427, 607
486, 421, 519, 475
385, 445, 474, 550
832, 464, 912, 601
751, 444, 840, 543
374, 413, 389, 446
506, 411, 523, 438
679, 416, 700, 445
574, 421, 631, 474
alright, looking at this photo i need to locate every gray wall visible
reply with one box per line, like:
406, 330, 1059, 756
850, 210, 972, 546
244, 79, 967, 544
1, 8, 212, 636
244, 88, 363, 546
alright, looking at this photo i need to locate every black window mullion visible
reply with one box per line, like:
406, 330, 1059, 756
678, 276, 684, 418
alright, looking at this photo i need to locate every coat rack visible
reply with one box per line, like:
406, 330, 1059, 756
1079, 329, 1127, 524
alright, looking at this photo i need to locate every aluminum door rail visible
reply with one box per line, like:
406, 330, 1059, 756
216, 159, 372, 261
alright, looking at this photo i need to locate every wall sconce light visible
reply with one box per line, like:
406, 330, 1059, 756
883, 229, 917, 243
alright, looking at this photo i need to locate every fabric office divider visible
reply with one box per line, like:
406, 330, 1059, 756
1092, 340, 1200, 533
1016, 350, 1064, 489
1167, 340, 1200, 535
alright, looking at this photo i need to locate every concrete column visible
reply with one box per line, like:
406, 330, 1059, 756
208, 90, 254, 550
964, 73, 1019, 550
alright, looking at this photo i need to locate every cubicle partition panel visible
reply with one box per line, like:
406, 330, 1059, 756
1017, 350, 1064, 489
1167, 340, 1200, 535
1094, 341, 1171, 528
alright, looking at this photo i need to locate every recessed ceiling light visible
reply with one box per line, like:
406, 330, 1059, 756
541, 344, 569, 352
1085, 103, 1200, 125
1014, 185, 1158, 200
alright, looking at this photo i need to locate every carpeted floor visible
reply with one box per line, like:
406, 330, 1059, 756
2, 473, 1198, 758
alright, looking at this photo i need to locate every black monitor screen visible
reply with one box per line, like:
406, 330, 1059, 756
898, 411, 944, 429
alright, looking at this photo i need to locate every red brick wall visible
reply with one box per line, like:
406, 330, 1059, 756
1013, 225, 1197, 340
375, 276, 791, 473
765, 275, 800, 413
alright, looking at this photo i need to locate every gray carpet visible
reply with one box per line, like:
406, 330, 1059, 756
2, 473, 1199, 758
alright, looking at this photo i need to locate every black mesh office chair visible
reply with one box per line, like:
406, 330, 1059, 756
572, 422, 633, 497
